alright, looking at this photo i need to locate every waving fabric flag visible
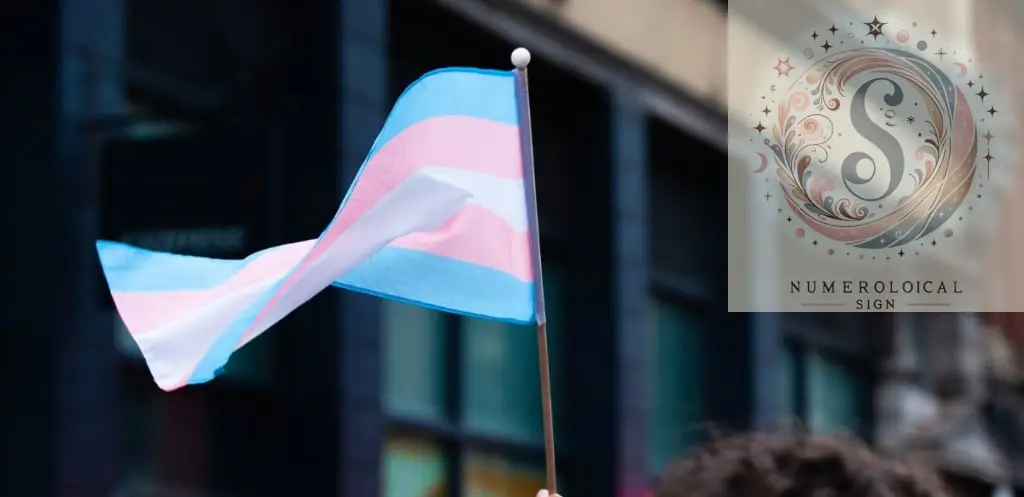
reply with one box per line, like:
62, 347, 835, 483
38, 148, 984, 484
99, 67, 544, 391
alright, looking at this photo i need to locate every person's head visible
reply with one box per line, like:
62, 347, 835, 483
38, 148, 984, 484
655, 432, 951, 497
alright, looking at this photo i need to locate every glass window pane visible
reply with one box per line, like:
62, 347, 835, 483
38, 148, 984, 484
464, 450, 546, 497
460, 320, 540, 442
648, 118, 724, 282
649, 300, 705, 472
383, 302, 448, 421
461, 267, 562, 444
807, 352, 867, 436
384, 433, 449, 497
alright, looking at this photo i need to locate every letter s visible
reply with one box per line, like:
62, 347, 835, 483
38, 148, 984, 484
841, 77, 905, 201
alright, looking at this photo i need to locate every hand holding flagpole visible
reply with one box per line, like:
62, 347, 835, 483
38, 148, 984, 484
511, 47, 559, 495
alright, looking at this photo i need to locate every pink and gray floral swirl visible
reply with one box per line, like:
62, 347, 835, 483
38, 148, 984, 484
764, 48, 977, 249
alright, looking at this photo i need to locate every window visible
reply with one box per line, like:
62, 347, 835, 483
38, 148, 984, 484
383, 433, 449, 497
461, 265, 566, 444
806, 351, 867, 435
461, 318, 543, 442
100, 128, 272, 260
649, 299, 705, 472
384, 304, 448, 422
647, 117, 719, 472
779, 340, 870, 438
464, 450, 546, 497
648, 118, 725, 286
126, 0, 288, 108
382, 266, 564, 493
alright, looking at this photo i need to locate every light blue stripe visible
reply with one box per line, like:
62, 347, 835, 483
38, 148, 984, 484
187, 277, 283, 385
97, 238, 295, 385
99, 239, 535, 324
97, 240, 258, 292
333, 247, 536, 325
366, 68, 519, 160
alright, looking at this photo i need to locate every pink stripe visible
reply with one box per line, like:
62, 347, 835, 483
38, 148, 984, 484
243, 116, 523, 340
334, 116, 522, 234
112, 240, 314, 334
389, 204, 532, 281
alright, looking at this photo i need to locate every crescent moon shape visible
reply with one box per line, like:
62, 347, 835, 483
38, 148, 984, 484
953, 62, 968, 77
753, 153, 768, 173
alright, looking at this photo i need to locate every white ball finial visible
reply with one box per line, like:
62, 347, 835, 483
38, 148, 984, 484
511, 47, 532, 69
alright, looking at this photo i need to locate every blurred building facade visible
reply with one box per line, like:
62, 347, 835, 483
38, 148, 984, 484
876, 316, 1024, 497
0, 1, 922, 497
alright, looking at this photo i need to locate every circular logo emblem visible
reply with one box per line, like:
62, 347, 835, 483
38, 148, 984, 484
747, 16, 998, 258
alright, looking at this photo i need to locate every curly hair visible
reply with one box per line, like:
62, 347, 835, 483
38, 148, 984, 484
654, 432, 951, 497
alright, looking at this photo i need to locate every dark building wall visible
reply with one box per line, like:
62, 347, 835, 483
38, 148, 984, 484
277, 0, 387, 495
1, 0, 121, 495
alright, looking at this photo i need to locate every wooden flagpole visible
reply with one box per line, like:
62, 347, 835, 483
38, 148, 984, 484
535, 321, 557, 494
511, 47, 558, 495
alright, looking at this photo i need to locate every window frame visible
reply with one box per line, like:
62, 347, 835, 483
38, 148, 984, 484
384, 238, 568, 497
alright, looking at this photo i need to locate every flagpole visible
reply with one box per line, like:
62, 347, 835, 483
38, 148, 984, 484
511, 47, 558, 495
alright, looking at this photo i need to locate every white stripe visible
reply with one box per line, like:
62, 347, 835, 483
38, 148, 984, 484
131, 276, 281, 389
251, 171, 479, 336
247, 170, 528, 355
418, 167, 528, 231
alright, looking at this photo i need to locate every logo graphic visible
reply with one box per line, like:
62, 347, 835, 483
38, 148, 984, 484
746, 16, 999, 259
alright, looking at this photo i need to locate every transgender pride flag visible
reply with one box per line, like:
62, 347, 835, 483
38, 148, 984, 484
98, 67, 546, 391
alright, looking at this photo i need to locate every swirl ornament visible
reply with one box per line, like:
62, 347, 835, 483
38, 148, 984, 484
758, 41, 982, 250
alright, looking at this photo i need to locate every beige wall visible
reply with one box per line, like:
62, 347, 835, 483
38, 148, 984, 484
521, 0, 1024, 312
514, 0, 728, 109
513, 0, 1019, 117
